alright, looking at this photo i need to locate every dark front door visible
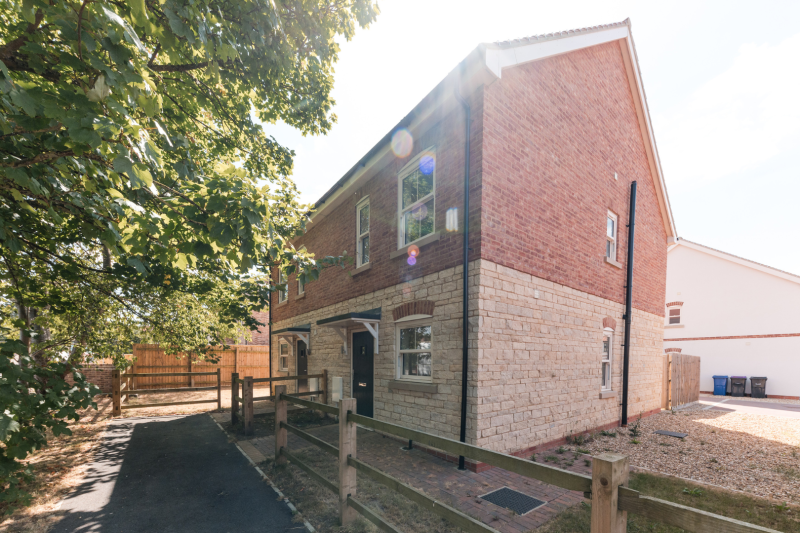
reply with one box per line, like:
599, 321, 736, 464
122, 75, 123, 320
352, 331, 374, 417
297, 340, 308, 392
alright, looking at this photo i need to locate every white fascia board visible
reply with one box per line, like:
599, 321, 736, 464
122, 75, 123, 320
673, 240, 800, 285
484, 26, 629, 78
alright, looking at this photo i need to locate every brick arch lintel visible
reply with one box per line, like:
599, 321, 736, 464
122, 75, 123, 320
602, 316, 617, 331
665, 347, 682, 353
666, 301, 684, 307
393, 300, 436, 321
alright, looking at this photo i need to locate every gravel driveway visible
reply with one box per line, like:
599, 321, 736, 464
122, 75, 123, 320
580, 404, 800, 504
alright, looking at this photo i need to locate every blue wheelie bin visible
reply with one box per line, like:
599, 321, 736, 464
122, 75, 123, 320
712, 375, 728, 396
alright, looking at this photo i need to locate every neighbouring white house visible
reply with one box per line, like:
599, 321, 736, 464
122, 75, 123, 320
664, 239, 800, 399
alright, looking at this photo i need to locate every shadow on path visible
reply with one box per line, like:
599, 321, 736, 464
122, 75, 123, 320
53, 414, 299, 533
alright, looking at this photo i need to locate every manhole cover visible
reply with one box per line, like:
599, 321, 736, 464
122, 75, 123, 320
480, 487, 545, 515
654, 430, 687, 438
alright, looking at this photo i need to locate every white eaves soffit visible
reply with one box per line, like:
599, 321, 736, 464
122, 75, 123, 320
483, 23, 677, 239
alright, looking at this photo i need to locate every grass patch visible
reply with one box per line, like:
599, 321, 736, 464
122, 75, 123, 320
538, 472, 800, 533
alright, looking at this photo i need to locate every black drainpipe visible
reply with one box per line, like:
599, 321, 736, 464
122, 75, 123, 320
621, 181, 637, 426
454, 86, 471, 470
268, 271, 273, 396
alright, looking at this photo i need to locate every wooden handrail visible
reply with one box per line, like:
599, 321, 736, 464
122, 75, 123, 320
618, 487, 781, 533
281, 422, 338, 457
122, 386, 218, 395
251, 373, 324, 384
124, 372, 218, 377
121, 399, 218, 410
347, 412, 592, 493
280, 394, 339, 416
348, 456, 501, 533
287, 390, 323, 398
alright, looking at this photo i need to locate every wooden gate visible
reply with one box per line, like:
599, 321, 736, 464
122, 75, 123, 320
662, 352, 700, 409
131, 344, 270, 389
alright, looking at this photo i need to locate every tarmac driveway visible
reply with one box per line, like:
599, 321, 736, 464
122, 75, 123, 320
53, 414, 299, 533
699, 396, 800, 419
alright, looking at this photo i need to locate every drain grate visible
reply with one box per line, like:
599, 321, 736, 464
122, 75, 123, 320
480, 487, 546, 515
654, 430, 688, 438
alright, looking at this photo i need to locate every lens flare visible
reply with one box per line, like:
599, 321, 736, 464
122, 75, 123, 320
407, 244, 420, 258
419, 152, 435, 175
391, 129, 413, 158
411, 203, 428, 221
407, 256, 417, 266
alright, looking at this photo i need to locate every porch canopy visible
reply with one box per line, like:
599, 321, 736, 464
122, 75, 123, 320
273, 325, 311, 348
317, 308, 381, 354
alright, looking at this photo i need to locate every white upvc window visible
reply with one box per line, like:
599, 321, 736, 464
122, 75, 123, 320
297, 275, 305, 296
602, 329, 613, 391
396, 320, 432, 382
356, 197, 370, 267
398, 151, 435, 247
277, 271, 287, 303
279, 342, 290, 371
668, 307, 681, 325
606, 211, 618, 261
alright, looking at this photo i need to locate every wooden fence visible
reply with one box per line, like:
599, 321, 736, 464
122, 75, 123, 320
230, 371, 327, 435
662, 352, 701, 410
268, 393, 780, 533
130, 344, 270, 390
112, 369, 221, 416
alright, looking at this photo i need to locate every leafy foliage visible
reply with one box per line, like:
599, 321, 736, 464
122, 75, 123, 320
0, 0, 377, 508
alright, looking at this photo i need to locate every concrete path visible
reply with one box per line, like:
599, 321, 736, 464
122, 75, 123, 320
53, 414, 300, 533
699, 396, 800, 419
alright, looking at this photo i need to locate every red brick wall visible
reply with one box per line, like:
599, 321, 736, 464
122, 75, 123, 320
480, 41, 667, 316
68, 364, 115, 393
248, 311, 270, 345
273, 88, 484, 322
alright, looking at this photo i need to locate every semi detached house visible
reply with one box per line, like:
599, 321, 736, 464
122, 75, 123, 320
271, 19, 677, 469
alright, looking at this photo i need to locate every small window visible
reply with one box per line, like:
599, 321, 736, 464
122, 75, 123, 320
399, 157, 435, 246
602, 330, 613, 391
356, 198, 370, 267
298, 275, 305, 296
606, 212, 617, 260
397, 322, 432, 381
669, 308, 681, 324
279, 342, 290, 371
277, 271, 287, 303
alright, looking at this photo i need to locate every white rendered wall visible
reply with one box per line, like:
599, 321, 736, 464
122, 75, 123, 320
665, 244, 800, 398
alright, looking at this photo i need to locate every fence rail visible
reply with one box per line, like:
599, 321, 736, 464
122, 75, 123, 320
112, 369, 221, 416
266, 391, 781, 533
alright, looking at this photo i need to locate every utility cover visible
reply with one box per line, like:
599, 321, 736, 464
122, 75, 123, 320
480, 487, 545, 515
654, 430, 688, 438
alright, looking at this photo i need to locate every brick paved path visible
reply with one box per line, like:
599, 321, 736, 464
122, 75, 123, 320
242, 421, 586, 532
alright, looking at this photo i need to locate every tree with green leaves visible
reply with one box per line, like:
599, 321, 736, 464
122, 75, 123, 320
0, 0, 377, 507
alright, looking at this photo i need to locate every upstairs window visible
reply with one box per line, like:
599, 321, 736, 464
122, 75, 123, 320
399, 155, 435, 246
357, 198, 370, 267
602, 330, 613, 390
298, 275, 305, 296
277, 271, 287, 303
669, 308, 681, 324
606, 212, 618, 261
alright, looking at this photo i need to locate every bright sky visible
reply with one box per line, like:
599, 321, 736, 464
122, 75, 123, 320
265, 0, 800, 275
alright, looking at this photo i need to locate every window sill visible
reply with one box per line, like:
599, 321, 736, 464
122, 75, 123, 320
664, 324, 684, 329
604, 256, 623, 269
350, 262, 372, 276
389, 232, 441, 259
599, 390, 617, 399
296, 292, 306, 300
388, 380, 438, 394
275, 299, 288, 308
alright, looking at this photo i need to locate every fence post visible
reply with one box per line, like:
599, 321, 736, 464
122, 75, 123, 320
275, 385, 287, 464
243, 376, 254, 436
321, 369, 328, 406
112, 369, 121, 417
216, 368, 222, 410
590, 453, 629, 533
231, 372, 239, 424
338, 398, 357, 526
